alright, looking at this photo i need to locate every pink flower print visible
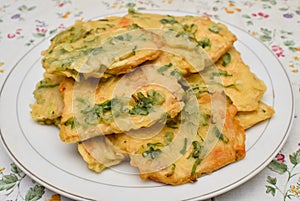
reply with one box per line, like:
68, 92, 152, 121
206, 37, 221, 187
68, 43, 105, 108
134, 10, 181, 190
34, 20, 48, 37
36, 27, 47, 34
202, 12, 213, 18
15, 28, 22, 35
7, 28, 22, 39
258, 12, 269, 18
58, 3, 65, 7
58, 23, 65, 29
252, 12, 269, 18
275, 153, 285, 163
7, 33, 15, 39
272, 45, 285, 57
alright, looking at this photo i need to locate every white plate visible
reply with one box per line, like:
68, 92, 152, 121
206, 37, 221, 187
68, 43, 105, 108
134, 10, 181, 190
0, 11, 294, 201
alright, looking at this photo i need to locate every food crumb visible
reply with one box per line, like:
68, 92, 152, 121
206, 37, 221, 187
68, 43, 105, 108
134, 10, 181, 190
45, 194, 61, 201
0, 62, 4, 73
62, 12, 70, 18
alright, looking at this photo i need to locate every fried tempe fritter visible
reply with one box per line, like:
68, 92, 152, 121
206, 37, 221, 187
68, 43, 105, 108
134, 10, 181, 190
59, 65, 185, 143
30, 73, 64, 126
215, 48, 266, 111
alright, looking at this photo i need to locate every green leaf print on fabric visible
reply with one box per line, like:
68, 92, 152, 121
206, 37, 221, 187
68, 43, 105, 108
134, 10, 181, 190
0, 174, 18, 192
268, 160, 288, 174
266, 149, 300, 200
0, 163, 45, 200
259, 28, 273, 42
25, 185, 45, 201
0, 163, 25, 195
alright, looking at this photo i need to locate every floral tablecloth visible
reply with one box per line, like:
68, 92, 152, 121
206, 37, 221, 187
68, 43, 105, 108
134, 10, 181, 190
0, 0, 299, 201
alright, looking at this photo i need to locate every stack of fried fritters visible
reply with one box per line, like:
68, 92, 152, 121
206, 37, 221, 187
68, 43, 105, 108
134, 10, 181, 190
30, 11, 274, 185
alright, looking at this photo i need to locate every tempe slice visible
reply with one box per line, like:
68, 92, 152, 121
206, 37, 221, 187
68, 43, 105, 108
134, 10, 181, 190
42, 11, 237, 80
136, 104, 245, 185
108, 74, 245, 185
42, 16, 161, 80
215, 48, 267, 111
59, 65, 185, 143
235, 101, 275, 129
124, 11, 237, 63
30, 73, 64, 126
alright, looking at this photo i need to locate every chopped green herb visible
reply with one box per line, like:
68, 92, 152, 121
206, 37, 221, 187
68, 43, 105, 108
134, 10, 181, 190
70, 27, 86, 42
92, 47, 103, 55
191, 158, 202, 177
37, 83, 59, 90
222, 52, 231, 66
183, 23, 197, 34
223, 84, 235, 88
128, 8, 137, 15
147, 90, 165, 105
173, 23, 197, 40
64, 117, 76, 129
142, 148, 161, 159
76, 97, 90, 106
166, 116, 178, 128
165, 163, 176, 177
165, 132, 174, 145
199, 113, 209, 127
213, 126, 229, 143
160, 18, 178, 25
82, 30, 92, 39
96, 27, 107, 33
187, 140, 203, 159
197, 37, 211, 48
81, 99, 120, 124
180, 138, 188, 155
114, 33, 132, 41
212, 81, 236, 88
157, 63, 173, 75
130, 23, 141, 30
208, 25, 222, 34
211, 70, 232, 77
142, 143, 163, 159
111, 98, 126, 116
129, 90, 165, 115
103, 71, 117, 77
132, 45, 137, 55
129, 105, 149, 115
191, 141, 202, 158
61, 43, 73, 52
189, 85, 209, 97
170, 69, 182, 80
147, 142, 164, 147
82, 48, 94, 55
97, 100, 113, 112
